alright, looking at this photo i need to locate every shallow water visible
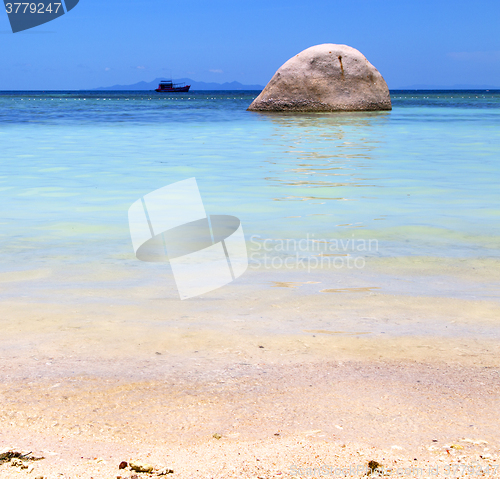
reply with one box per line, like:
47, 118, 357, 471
0, 90, 499, 349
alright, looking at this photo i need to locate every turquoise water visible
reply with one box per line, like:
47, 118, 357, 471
0, 90, 499, 303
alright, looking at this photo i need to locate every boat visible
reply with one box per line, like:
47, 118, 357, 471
155, 80, 190, 93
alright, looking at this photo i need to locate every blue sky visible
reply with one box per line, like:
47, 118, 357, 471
1, 0, 499, 89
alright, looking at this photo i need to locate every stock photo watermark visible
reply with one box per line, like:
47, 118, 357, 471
249, 234, 378, 272
128, 178, 379, 299
3, 0, 79, 33
128, 178, 248, 300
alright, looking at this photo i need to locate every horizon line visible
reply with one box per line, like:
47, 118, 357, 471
1, 88, 500, 92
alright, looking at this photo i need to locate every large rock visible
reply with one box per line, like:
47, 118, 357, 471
248, 44, 391, 112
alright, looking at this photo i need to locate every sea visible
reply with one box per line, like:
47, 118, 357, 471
0, 90, 499, 362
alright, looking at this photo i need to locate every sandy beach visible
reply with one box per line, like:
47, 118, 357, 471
1, 279, 499, 478
1, 355, 499, 478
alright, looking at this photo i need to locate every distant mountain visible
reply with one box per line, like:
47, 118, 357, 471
93, 78, 264, 91
394, 84, 500, 90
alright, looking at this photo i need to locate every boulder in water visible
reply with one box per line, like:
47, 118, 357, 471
248, 44, 391, 112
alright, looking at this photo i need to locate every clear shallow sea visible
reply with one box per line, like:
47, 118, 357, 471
0, 90, 499, 338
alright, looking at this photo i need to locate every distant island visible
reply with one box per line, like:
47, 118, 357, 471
93, 78, 264, 91
395, 83, 500, 90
